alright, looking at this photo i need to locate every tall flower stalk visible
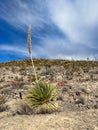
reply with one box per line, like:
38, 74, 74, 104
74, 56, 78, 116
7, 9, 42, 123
28, 25, 38, 83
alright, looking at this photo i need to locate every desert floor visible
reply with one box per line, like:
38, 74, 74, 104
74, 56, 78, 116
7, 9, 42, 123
0, 60, 98, 130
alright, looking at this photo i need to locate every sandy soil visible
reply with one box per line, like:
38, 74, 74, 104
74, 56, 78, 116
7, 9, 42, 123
0, 109, 98, 130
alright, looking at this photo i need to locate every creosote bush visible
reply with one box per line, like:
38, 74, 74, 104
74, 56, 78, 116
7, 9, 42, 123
26, 81, 59, 113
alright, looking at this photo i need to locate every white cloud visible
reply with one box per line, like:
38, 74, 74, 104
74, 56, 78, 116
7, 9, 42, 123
0, 44, 41, 60
33, 36, 96, 60
0, 45, 28, 56
47, 0, 98, 45
0, 0, 49, 30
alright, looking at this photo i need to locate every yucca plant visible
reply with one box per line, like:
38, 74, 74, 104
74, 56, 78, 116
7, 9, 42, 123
26, 25, 59, 113
26, 81, 59, 113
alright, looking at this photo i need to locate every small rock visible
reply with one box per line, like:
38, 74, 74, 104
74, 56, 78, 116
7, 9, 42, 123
62, 85, 72, 93
75, 97, 85, 105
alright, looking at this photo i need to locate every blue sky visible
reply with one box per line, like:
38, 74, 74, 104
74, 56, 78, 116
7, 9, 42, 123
0, 0, 98, 62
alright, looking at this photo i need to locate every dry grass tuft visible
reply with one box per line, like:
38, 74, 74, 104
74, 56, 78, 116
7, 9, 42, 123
12, 100, 33, 115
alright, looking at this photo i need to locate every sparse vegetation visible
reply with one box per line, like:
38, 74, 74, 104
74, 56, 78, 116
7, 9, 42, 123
1, 58, 98, 128
0, 59, 98, 71
28, 75, 41, 83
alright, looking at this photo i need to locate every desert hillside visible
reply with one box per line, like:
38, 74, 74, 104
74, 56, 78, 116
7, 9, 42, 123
0, 59, 98, 130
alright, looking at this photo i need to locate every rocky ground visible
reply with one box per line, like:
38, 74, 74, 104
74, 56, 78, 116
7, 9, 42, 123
0, 60, 98, 130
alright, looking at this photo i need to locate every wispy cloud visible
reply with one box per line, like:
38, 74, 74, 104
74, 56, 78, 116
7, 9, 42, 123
0, 0, 49, 30
34, 36, 98, 60
47, 0, 98, 44
0, 45, 28, 56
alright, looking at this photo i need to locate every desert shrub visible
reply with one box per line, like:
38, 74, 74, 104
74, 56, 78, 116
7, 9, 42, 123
11, 80, 25, 89
57, 95, 63, 101
26, 81, 59, 113
0, 95, 8, 112
0, 86, 12, 95
45, 63, 51, 75
28, 75, 41, 82
19, 67, 25, 72
37, 67, 41, 71
11, 67, 16, 73
0, 104, 8, 112
14, 100, 33, 115
0, 78, 4, 83
0, 86, 4, 90
0, 95, 6, 105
